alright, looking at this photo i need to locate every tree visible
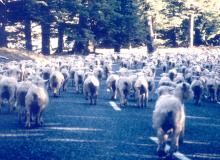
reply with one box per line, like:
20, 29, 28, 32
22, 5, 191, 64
0, 1, 7, 47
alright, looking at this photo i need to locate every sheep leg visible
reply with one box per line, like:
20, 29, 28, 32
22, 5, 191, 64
94, 95, 97, 105
18, 106, 22, 124
89, 95, 93, 105
0, 99, 2, 112
25, 111, 31, 128
157, 129, 167, 157
144, 94, 147, 108
36, 111, 43, 126
168, 131, 180, 158
8, 99, 13, 112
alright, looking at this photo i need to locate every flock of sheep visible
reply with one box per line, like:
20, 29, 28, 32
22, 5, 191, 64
0, 47, 220, 158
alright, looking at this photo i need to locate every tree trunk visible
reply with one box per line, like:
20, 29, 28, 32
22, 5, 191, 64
194, 28, 203, 46
146, 16, 155, 54
56, 24, 64, 54
171, 27, 178, 47
114, 44, 121, 53
41, 22, 50, 55
73, 41, 89, 55
0, 22, 7, 47
0, 3, 7, 47
24, 19, 32, 51
189, 14, 194, 47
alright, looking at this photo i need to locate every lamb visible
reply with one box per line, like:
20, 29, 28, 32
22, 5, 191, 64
25, 84, 49, 128
0, 76, 17, 112
191, 78, 203, 105
134, 76, 149, 107
83, 75, 100, 105
15, 81, 33, 123
106, 74, 119, 100
49, 71, 64, 97
116, 76, 131, 106
152, 82, 193, 158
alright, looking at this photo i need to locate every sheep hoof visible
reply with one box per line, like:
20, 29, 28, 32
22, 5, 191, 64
25, 123, 31, 129
166, 152, 175, 160
157, 150, 167, 157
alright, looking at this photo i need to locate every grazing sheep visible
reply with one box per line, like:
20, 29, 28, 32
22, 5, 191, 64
49, 71, 64, 97
153, 82, 193, 158
0, 76, 17, 112
15, 81, 33, 123
191, 79, 203, 106
106, 74, 119, 100
134, 76, 149, 107
25, 84, 49, 128
116, 76, 131, 106
83, 75, 100, 105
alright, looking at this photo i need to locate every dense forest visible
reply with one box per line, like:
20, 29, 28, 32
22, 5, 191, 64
0, 0, 220, 55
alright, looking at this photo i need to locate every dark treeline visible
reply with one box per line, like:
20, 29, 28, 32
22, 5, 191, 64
0, 0, 219, 55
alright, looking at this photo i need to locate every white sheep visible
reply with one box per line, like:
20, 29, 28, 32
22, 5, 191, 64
191, 78, 203, 105
15, 81, 33, 123
25, 84, 49, 128
103, 62, 112, 79
49, 71, 64, 97
41, 66, 51, 90
61, 68, 70, 91
74, 70, 85, 93
153, 82, 193, 158
0, 76, 17, 112
206, 77, 217, 102
83, 75, 100, 105
106, 74, 119, 100
134, 76, 149, 107
94, 67, 104, 81
168, 69, 177, 81
116, 76, 131, 106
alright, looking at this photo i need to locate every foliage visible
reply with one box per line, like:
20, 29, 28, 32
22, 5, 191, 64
0, 0, 220, 53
